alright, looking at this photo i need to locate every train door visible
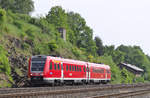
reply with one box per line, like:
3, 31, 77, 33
106, 69, 111, 80
49, 60, 61, 78
105, 69, 107, 80
86, 63, 90, 83
61, 62, 64, 81
63, 63, 68, 79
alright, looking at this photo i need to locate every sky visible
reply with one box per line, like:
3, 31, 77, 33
32, 0, 150, 55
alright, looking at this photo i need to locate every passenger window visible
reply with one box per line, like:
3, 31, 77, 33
54, 63, 57, 70
50, 62, 53, 70
102, 69, 104, 73
70, 65, 72, 71
77, 66, 79, 71
72, 66, 74, 71
66, 65, 68, 71
93, 68, 95, 72
107, 70, 110, 73
99, 69, 104, 73
83, 67, 85, 72
58, 63, 60, 70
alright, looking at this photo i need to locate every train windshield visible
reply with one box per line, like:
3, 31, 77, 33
31, 57, 46, 72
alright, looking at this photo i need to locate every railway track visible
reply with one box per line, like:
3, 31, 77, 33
0, 83, 150, 98
89, 88, 150, 98
0, 84, 110, 94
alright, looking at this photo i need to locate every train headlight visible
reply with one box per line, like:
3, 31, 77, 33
30, 73, 33, 75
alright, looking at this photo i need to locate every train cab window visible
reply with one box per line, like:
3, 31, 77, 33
57, 63, 60, 70
54, 63, 57, 70
66, 65, 68, 71
50, 62, 53, 70
69, 65, 72, 71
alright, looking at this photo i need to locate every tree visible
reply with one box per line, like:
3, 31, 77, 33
67, 12, 86, 45
77, 26, 97, 55
111, 50, 125, 64
103, 45, 115, 56
0, 0, 14, 10
146, 55, 150, 61
0, 0, 34, 14
117, 45, 150, 81
46, 6, 67, 28
94, 36, 104, 56
12, 0, 34, 14
117, 45, 148, 68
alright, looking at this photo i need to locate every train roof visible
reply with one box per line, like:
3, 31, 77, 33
49, 56, 110, 69
48, 56, 87, 65
31, 55, 110, 68
88, 62, 110, 69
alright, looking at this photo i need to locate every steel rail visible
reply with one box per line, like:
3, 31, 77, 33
89, 88, 150, 98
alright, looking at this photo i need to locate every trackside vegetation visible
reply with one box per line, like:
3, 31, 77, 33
0, 2, 150, 87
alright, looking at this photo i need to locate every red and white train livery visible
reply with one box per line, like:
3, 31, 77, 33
28, 55, 111, 84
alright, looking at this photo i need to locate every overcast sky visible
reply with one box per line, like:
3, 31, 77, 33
32, 0, 150, 55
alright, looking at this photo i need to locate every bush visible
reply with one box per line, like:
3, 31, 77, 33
29, 17, 40, 25
22, 42, 30, 50
0, 9, 6, 23
48, 40, 58, 51
121, 68, 134, 83
7, 11, 31, 22
72, 47, 81, 58
29, 17, 57, 34
25, 28, 35, 38
134, 77, 144, 83
19, 32, 27, 39
0, 45, 11, 75
16, 14, 31, 22
0, 9, 6, 32
13, 20, 23, 29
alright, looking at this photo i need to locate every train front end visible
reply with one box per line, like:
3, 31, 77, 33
28, 55, 48, 84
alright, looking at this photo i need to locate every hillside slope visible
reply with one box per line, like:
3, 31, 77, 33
0, 7, 150, 87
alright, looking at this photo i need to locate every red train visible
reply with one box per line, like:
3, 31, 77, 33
28, 55, 111, 84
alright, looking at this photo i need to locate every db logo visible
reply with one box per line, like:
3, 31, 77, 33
50, 72, 53, 75
69, 73, 72, 76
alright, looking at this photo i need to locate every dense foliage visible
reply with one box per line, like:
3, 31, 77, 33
0, 4, 150, 87
0, 0, 34, 14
